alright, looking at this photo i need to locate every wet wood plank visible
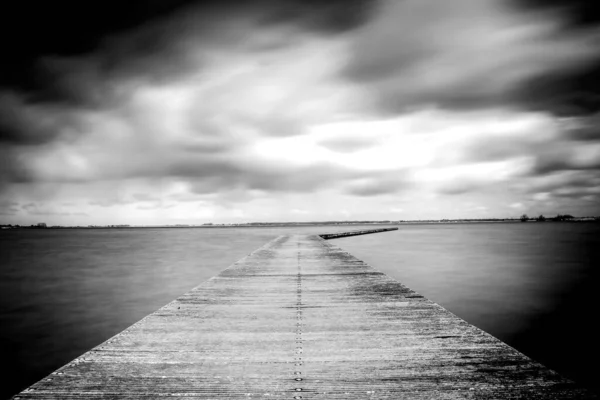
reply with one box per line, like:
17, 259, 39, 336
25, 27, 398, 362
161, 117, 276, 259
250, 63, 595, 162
12, 234, 596, 399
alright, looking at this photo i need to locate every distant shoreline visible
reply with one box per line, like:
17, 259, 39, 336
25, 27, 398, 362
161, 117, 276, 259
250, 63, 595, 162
2, 218, 598, 230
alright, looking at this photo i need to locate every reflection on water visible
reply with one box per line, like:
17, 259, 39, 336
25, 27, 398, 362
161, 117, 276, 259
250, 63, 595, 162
1, 223, 598, 398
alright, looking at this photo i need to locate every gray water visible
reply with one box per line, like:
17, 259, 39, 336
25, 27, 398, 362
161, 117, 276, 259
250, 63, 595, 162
1, 223, 598, 398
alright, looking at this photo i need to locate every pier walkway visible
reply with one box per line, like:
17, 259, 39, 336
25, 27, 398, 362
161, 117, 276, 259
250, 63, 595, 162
13, 232, 595, 399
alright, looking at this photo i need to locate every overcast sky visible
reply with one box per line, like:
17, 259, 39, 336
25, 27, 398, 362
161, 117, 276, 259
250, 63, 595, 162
1, 0, 599, 225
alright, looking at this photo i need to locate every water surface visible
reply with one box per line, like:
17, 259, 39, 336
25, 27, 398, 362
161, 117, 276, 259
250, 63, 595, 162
336, 222, 600, 394
0, 225, 365, 398
1, 223, 598, 398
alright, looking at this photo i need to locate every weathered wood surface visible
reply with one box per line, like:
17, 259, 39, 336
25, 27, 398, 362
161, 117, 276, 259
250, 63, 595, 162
319, 227, 398, 240
13, 234, 596, 399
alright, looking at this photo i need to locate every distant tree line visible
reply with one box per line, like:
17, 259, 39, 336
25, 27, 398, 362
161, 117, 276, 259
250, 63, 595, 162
520, 214, 575, 222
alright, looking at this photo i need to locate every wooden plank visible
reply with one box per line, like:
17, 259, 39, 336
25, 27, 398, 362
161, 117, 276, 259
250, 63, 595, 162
11, 234, 596, 399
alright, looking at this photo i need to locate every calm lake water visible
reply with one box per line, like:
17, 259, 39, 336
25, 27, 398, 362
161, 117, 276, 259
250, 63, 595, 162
1, 223, 598, 398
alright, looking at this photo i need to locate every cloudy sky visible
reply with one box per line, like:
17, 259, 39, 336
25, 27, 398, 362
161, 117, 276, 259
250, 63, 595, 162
1, 0, 599, 225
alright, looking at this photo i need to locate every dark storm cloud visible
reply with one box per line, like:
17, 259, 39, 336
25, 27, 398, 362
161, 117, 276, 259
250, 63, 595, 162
1, 0, 376, 104
31, 55, 132, 107
0, 1, 198, 91
0, 147, 33, 187
0, 0, 376, 196
531, 153, 600, 176
0, 92, 77, 145
514, 0, 600, 116
342, 0, 600, 117
523, 170, 600, 203
512, 0, 600, 28
515, 67, 600, 117
255, 0, 376, 34
551, 187, 600, 200
563, 116, 600, 143
528, 172, 600, 193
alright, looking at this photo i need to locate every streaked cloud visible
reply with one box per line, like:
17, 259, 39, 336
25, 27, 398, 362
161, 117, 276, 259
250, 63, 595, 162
1, 0, 599, 224
344, 0, 600, 114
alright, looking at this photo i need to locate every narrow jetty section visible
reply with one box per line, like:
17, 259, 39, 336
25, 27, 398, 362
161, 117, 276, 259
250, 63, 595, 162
13, 233, 595, 399
319, 227, 397, 240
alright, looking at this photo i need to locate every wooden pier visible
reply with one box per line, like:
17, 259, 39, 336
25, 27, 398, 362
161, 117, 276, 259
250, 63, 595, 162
12, 231, 596, 399
319, 227, 397, 240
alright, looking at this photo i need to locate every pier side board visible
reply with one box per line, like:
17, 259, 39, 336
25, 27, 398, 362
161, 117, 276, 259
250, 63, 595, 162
319, 227, 398, 240
13, 234, 596, 399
